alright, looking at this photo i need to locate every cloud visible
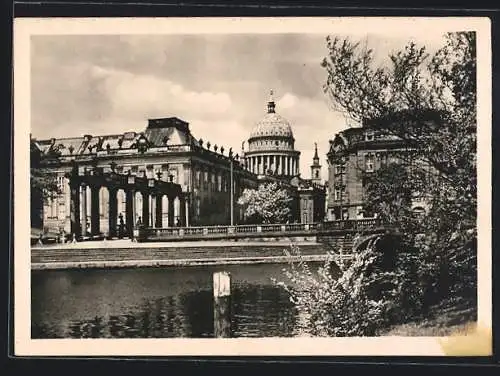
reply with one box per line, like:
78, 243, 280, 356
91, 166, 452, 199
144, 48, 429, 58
277, 93, 299, 109
89, 65, 233, 120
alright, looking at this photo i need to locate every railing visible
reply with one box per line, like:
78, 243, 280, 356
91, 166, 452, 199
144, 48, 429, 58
139, 222, 323, 241
320, 218, 384, 232
138, 220, 387, 242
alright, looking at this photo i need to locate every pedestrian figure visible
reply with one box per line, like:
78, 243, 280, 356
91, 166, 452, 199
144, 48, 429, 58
72, 233, 77, 243
38, 233, 43, 246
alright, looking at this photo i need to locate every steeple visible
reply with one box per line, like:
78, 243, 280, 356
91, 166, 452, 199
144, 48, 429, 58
313, 142, 319, 165
310, 142, 322, 184
267, 89, 276, 113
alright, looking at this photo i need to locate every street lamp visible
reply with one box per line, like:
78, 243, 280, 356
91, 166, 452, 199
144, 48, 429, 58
229, 148, 234, 226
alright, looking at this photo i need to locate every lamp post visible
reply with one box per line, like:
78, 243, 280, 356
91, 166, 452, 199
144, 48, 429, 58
229, 148, 234, 226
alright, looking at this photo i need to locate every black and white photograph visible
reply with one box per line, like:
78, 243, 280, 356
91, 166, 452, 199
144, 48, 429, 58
14, 17, 492, 356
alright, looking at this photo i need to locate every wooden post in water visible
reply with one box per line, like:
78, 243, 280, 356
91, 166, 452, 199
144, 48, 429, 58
213, 271, 232, 338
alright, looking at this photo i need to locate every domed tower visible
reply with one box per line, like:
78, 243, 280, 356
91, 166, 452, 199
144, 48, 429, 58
244, 90, 301, 178
310, 142, 322, 184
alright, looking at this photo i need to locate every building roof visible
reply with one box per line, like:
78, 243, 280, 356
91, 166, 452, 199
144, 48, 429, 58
32, 117, 200, 157
248, 91, 294, 140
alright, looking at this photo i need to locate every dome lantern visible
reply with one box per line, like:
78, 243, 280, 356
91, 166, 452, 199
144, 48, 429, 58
267, 89, 276, 114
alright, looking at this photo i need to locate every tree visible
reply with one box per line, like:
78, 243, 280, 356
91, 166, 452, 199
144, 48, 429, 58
321, 32, 476, 236
321, 31, 477, 302
30, 142, 61, 229
31, 167, 60, 201
237, 182, 293, 224
277, 32, 477, 336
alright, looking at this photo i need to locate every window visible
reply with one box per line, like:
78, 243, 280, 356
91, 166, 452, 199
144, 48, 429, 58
196, 197, 201, 216
169, 169, 178, 183
57, 176, 65, 193
380, 153, 388, 166
315, 170, 319, 178
356, 206, 364, 219
196, 171, 201, 188
58, 202, 66, 219
335, 164, 346, 174
218, 175, 222, 192
365, 154, 375, 172
412, 207, 426, 219
334, 189, 341, 201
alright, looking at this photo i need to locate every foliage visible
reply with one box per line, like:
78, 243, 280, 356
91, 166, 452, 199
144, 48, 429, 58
273, 241, 423, 337
321, 31, 477, 235
31, 167, 61, 202
237, 182, 293, 224
322, 30, 477, 302
277, 31, 477, 336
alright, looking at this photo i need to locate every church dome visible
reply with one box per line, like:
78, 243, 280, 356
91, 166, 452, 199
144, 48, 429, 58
249, 90, 294, 140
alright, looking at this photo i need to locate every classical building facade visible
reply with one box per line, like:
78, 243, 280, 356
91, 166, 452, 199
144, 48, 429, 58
32, 117, 257, 237
31, 91, 327, 237
326, 113, 435, 221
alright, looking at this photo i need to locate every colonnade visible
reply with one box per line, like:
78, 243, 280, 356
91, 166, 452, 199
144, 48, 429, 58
67, 166, 186, 239
246, 154, 299, 176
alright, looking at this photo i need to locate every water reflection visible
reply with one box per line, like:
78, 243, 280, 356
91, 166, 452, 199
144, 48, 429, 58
31, 263, 305, 338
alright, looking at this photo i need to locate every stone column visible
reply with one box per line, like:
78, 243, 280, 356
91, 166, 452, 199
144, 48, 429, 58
142, 191, 150, 227
81, 184, 87, 236
282, 156, 286, 175
90, 185, 100, 236
168, 195, 176, 227
179, 195, 186, 227
126, 189, 134, 238
185, 196, 190, 227
150, 195, 156, 228
108, 187, 118, 238
69, 182, 81, 239
155, 194, 163, 228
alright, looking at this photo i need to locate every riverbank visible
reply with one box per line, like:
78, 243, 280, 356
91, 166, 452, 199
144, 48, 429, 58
380, 296, 478, 337
31, 239, 329, 270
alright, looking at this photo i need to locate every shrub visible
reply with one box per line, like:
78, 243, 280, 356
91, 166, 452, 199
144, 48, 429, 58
273, 239, 422, 337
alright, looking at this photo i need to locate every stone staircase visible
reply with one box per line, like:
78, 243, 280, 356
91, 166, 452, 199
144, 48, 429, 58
31, 243, 327, 265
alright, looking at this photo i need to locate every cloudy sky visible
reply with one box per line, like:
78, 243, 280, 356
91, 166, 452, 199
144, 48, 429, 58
30, 32, 446, 181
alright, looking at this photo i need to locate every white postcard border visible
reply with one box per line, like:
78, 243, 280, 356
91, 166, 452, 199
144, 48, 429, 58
13, 16, 492, 356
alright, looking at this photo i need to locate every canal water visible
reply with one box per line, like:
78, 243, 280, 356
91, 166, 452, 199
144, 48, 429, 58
31, 263, 330, 338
